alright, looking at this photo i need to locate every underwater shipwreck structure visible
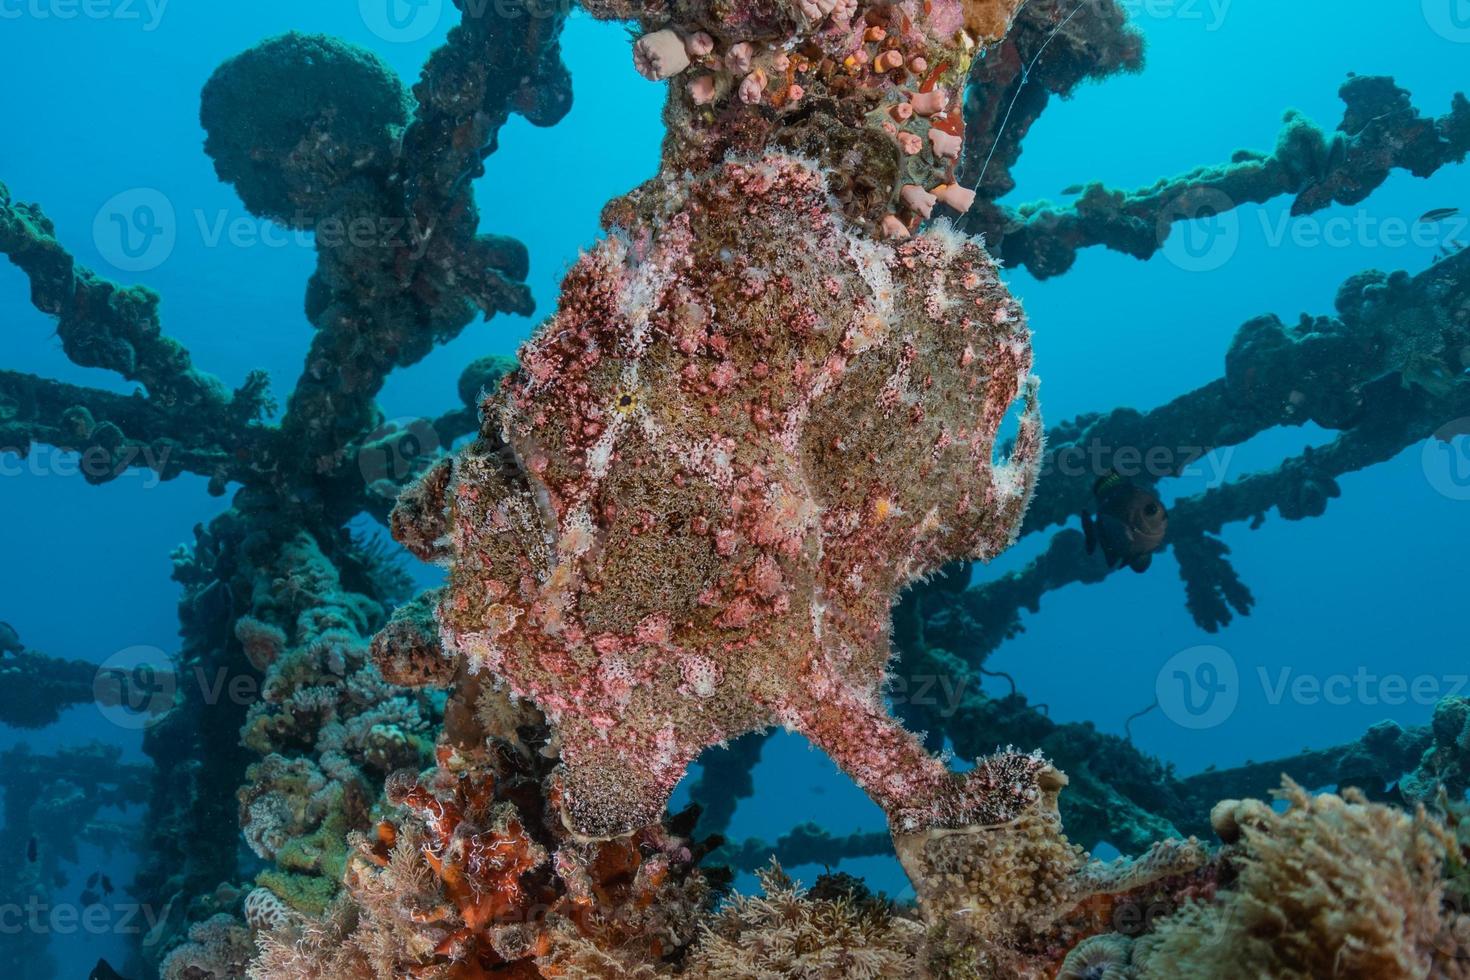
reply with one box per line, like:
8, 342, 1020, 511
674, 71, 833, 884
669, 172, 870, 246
2, 0, 1470, 976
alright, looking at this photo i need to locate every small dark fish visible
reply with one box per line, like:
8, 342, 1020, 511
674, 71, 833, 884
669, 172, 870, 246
87, 871, 100, 888
80, 889, 101, 907
1061, 183, 1084, 195
26, 837, 37, 863
101, 874, 115, 896
1081, 470, 1169, 573
90, 959, 133, 980
1419, 207, 1461, 224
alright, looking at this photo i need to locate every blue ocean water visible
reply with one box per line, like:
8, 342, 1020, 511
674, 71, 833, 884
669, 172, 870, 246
1, 2, 1467, 975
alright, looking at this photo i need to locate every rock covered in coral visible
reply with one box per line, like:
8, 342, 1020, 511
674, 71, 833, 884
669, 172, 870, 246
1402, 696, 1470, 805
251, 688, 717, 978
596, 0, 1026, 235
408, 152, 1043, 838
1130, 780, 1470, 979
896, 765, 1211, 977
200, 32, 410, 227
1057, 933, 1134, 980
1035, 780, 1470, 980
160, 913, 255, 980
371, 588, 457, 689
685, 863, 923, 978
221, 532, 437, 918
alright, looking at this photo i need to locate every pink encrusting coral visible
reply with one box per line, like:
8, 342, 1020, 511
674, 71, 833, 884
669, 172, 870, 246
422, 152, 1044, 838
582, 0, 1027, 238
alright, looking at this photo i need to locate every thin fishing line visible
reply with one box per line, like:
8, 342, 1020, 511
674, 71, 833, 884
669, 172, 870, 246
974, 0, 1091, 190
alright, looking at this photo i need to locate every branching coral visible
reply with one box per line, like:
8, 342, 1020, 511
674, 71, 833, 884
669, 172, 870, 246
971, 74, 1470, 278
250, 684, 717, 978
1131, 781, 1470, 979
895, 767, 1211, 978
907, 243, 1470, 682
160, 914, 256, 980
685, 863, 923, 978
1403, 698, 1470, 806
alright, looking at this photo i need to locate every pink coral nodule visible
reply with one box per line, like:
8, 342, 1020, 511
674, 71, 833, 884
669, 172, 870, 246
633, 29, 691, 81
